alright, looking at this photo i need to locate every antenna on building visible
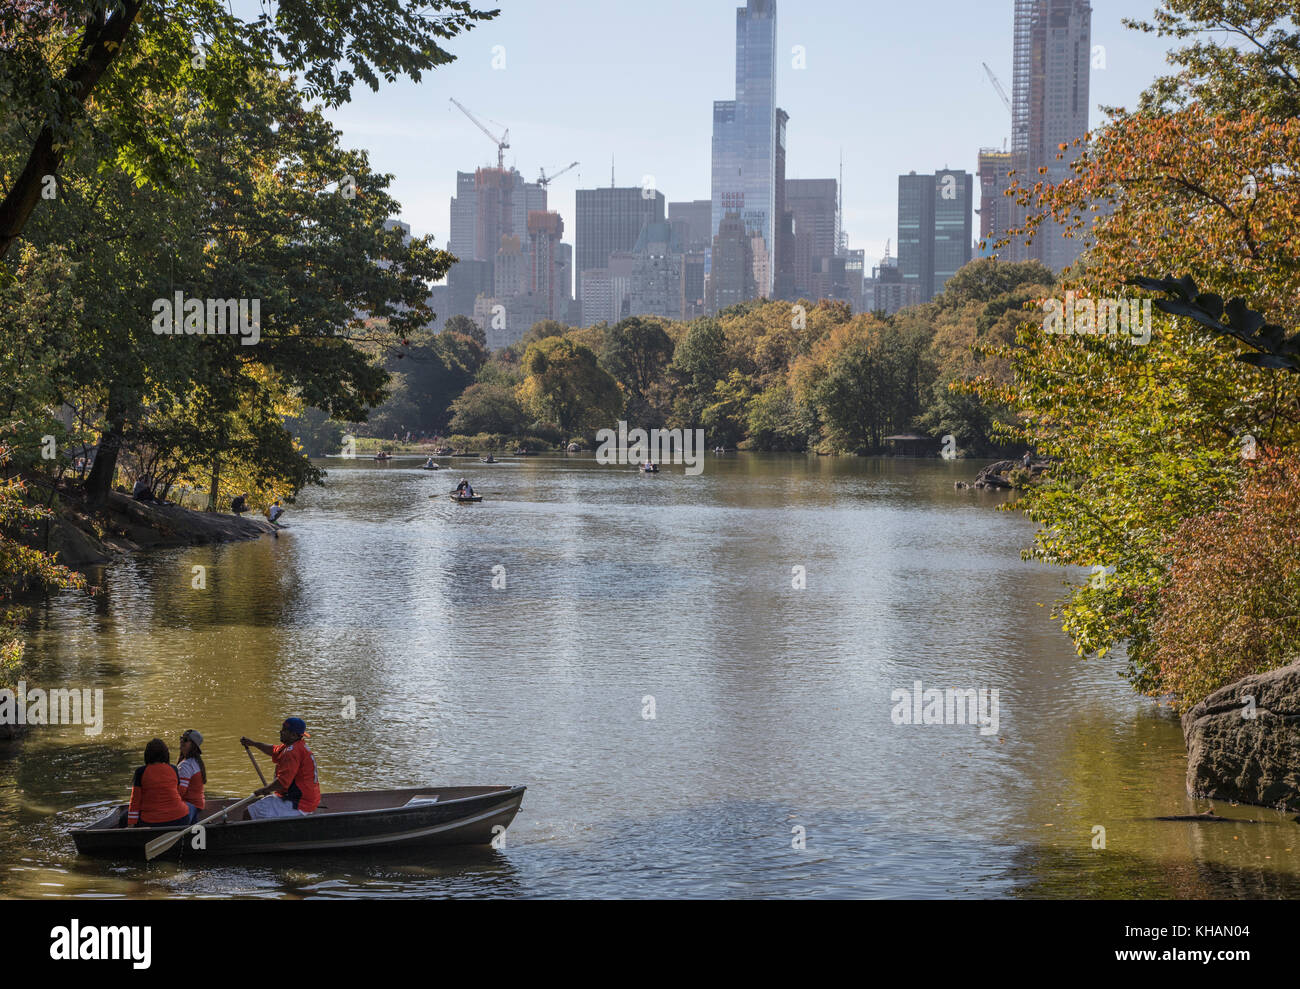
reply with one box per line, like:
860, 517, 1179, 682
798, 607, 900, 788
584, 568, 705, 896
611, 156, 615, 188
837, 149, 846, 256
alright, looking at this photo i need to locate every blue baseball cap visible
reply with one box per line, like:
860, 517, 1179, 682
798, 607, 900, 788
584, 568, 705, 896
283, 717, 309, 737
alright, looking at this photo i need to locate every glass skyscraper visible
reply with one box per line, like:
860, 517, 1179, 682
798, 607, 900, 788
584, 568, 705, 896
711, 0, 777, 297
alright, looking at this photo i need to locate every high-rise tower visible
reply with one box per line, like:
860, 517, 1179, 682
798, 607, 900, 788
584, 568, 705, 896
1010, 0, 1092, 272
711, 0, 777, 297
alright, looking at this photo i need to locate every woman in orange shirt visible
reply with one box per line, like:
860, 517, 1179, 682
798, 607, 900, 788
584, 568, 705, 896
126, 738, 191, 829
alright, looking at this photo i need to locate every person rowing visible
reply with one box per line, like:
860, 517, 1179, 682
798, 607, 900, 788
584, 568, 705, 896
455, 478, 475, 498
239, 718, 320, 819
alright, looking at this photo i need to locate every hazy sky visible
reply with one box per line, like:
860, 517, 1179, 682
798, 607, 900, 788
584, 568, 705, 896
291, 1, 1180, 263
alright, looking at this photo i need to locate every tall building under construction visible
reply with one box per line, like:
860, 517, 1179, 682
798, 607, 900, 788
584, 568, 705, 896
1008, 0, 1091, 273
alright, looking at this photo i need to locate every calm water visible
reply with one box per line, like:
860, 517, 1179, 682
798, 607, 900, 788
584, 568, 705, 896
4, 455, 1299, 899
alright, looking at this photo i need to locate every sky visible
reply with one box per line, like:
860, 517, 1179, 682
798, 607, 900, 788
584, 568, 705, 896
280, 1, 1182, 265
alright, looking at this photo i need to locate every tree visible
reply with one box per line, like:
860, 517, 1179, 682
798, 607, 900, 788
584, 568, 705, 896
792, 317, 932, 454
444, 314, 486, 348
668, 318, 729, 429
517, 336, 621, 438
1128, 1, 1300, 119
0, 442, 87, 693
1149, 453, 1300, 708
602, 316, 674, 424
5, 69, 450, 505
978, 94, 1300, 690
449, 382, 527, 436
0, 0, 497, 263
515, 318, 568, 353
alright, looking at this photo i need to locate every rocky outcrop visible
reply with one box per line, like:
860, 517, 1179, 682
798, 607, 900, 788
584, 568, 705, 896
36, 490, 276, 568
1182, 659, 1300, 810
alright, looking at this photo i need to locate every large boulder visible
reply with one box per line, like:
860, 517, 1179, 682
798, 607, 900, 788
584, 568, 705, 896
1182, 659, 1300, 810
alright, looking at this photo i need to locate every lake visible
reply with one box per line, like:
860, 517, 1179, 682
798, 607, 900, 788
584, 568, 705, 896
4, 454, 1298, 898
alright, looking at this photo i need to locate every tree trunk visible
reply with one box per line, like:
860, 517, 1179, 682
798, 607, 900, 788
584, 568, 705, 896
0, 1, 143, 263
84, 421, 123, 506
206, 457, 221, 513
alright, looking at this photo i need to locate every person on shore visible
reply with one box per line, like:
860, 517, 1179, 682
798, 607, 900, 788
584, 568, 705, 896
176, 729, 207, 824
231, 492, 248, 516
268, 500, 284, 526
1021, 451, 1033, 469
126, 739, 191, 829
132, 476, 156, 503
239, 718, 320, 820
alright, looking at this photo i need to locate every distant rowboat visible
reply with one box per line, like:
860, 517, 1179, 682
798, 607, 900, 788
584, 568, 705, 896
450, 494, 483, 503
71, 785, 526, 860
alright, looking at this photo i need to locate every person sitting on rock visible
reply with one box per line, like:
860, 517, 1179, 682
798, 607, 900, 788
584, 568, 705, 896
231, 493, 248, 516
132, 476, 156, 503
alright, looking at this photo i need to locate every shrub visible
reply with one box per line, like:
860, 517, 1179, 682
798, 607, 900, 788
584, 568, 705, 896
1150, 454, 1300, 708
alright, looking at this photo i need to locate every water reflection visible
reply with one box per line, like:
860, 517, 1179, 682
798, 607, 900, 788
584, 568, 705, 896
3, 456, 1296, 898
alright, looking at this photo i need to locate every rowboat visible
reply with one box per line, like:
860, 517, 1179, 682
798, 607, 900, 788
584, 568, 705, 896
71, 785, 525, 860
450, 494, 483, 503
640, 464, 660, 474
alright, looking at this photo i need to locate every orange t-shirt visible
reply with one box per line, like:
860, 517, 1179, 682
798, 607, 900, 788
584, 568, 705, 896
271, 742, 320, 813
177, 757, 205, 811
128, 763, 190, 825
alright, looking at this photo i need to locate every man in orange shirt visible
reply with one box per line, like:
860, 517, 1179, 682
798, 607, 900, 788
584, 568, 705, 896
240, 718, 320, 820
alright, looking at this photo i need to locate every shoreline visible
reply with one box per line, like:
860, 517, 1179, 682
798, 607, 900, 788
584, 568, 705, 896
37, 489, 278, 570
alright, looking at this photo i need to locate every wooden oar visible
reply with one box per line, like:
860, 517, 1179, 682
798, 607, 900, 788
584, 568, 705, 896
246, 745, 269, 787
144, 792, 260, 861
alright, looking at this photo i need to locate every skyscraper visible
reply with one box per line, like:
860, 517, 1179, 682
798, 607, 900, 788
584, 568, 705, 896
898, 170, 973, 302
977, 149, 1014, 256
774, 108, 795, 299
449, 171, 477, 259
528, 211, 565, 321
575, 185, 665, 321
707, 212, 756, 313
785, 178, 838, 298
1010, 0, 1092, 272
711, 0, 778, 297
668, 200, 713, 253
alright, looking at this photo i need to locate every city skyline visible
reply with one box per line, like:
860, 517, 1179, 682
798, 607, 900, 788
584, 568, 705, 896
307, 0, 1182, 268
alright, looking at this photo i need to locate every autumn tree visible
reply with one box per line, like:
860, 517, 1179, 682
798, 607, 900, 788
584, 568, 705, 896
517, 336, 621, 439
1150, 453, 1300, 708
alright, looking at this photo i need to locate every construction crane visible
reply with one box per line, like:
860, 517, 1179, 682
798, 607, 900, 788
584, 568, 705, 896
982, 62, 1013, 116
449, 97, 510, 169
537, 161, 579, 188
